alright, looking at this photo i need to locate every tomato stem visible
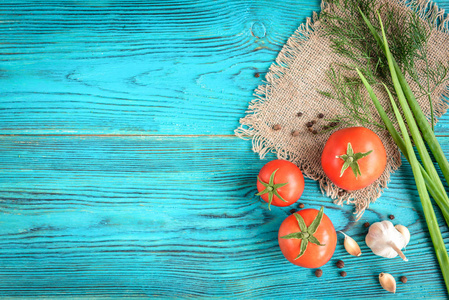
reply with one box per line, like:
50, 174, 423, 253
337, 142, 373, 178
280, 206, 326, 259
256, 168, 288, 210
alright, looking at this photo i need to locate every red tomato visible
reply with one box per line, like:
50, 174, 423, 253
278, 207, 337, 268
256, 159, 304, 209
321, 127, 387, 191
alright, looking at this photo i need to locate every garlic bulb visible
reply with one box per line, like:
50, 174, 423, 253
365, 221, 408, 261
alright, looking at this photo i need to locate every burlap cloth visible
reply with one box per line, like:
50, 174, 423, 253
235, 0, 449, 219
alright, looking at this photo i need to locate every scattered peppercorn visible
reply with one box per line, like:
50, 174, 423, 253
338, 190, 345, 197
340, 271, 347, 277
336, 260, 344, 269
312, 129, 318, 134
389, 214, 395, 220
323, 126, 329, 130
364, 222, 370, 228
297, 112, 303, 117
329, 122, 338, 127
315, 269, 323, 277
307, 127, 314, 132
254, 72, 260, 78
318, 113, 324, 118
289, 208, 296, 214
400, 276, 407, 283
306, 121, 314, 128
291, 130, 300, 137
298, 203, 305, 209
273, 124, 281, 131
311, 120, 317, 125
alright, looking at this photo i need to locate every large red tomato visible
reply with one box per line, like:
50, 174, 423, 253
278, 207, 337, 268
321, 127, 387, 191
256, 160, 304, 209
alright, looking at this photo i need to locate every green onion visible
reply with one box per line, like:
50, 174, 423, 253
385, 82, 449, 293
359, 8, 449, 188
356, 10, 449, 292
356, 69, 449, 226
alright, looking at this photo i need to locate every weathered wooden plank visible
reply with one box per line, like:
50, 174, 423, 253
2, 0, 449, 136
0, 135, 448, 298
0, 0, 320, 135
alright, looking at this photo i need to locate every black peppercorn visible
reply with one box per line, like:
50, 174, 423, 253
338, 190, 345, 197
289, 208, 296, 214
254, 72, 260, 78
336, 260, 344, 269
315, 269, 323, 277
318, 113, 324, 118
329, 122, 338, 127
306, 121, 313, 128
400, 276, 407, 283
389, 214, 395, 220
297, 112, 303, 117
312, 129, 318, 134
364, 222, 370, 228
340, 271, 347, 277
298, 203, 305, 209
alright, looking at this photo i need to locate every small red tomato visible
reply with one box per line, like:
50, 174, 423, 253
256, 159, 304, 209
321, 127, 387, 191
278, 207, 337, 268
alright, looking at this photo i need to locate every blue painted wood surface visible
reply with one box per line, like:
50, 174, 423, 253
1, 0, 449, 298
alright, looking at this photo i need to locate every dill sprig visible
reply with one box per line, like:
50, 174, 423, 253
319, 0, 449, 130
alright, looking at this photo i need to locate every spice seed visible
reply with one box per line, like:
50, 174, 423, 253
311, 120, 317, 125
338, 190, 345, 196
329, 122, 338, 127
306, 121, 313, 128
273, 124, 281, 131
364, 222, 370, 228
389, 214, 395, 220
323, 126, 329, 130
297, 112, 303, 117
289, 208, 296, 214
336, 260, 344, 269
340, 271, 347, 277
298, 203, 305, 209
400, 276, 407, 283
291, 130, 300, 137
254, 72, 260, 78
312, 129, 318, 134
315, 269, 323, 278
318, 113, 324, 118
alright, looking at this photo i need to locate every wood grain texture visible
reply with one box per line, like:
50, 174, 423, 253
1, 136, 449, 298
1, 0, 449, 298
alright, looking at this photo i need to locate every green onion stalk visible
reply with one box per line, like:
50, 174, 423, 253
357, 10, 449, 293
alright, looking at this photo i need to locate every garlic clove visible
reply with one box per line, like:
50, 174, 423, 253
340, 231, 362, 256
395, 224, 410, 246
379, 272, 396, 293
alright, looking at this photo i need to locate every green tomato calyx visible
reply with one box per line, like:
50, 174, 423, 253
256, 168, 288, 210
280, 206, 326, 260
337, 142, 373, 178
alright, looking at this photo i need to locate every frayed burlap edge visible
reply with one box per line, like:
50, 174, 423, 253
235, 0, 449, 220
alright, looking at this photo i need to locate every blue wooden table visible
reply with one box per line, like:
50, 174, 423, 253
1, 1, 449, 298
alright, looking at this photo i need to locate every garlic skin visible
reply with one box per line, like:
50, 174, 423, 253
394, 224, 410, 246
379, 272, 396, 293
340, 231, 362, 256
365, 221, 408, 261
